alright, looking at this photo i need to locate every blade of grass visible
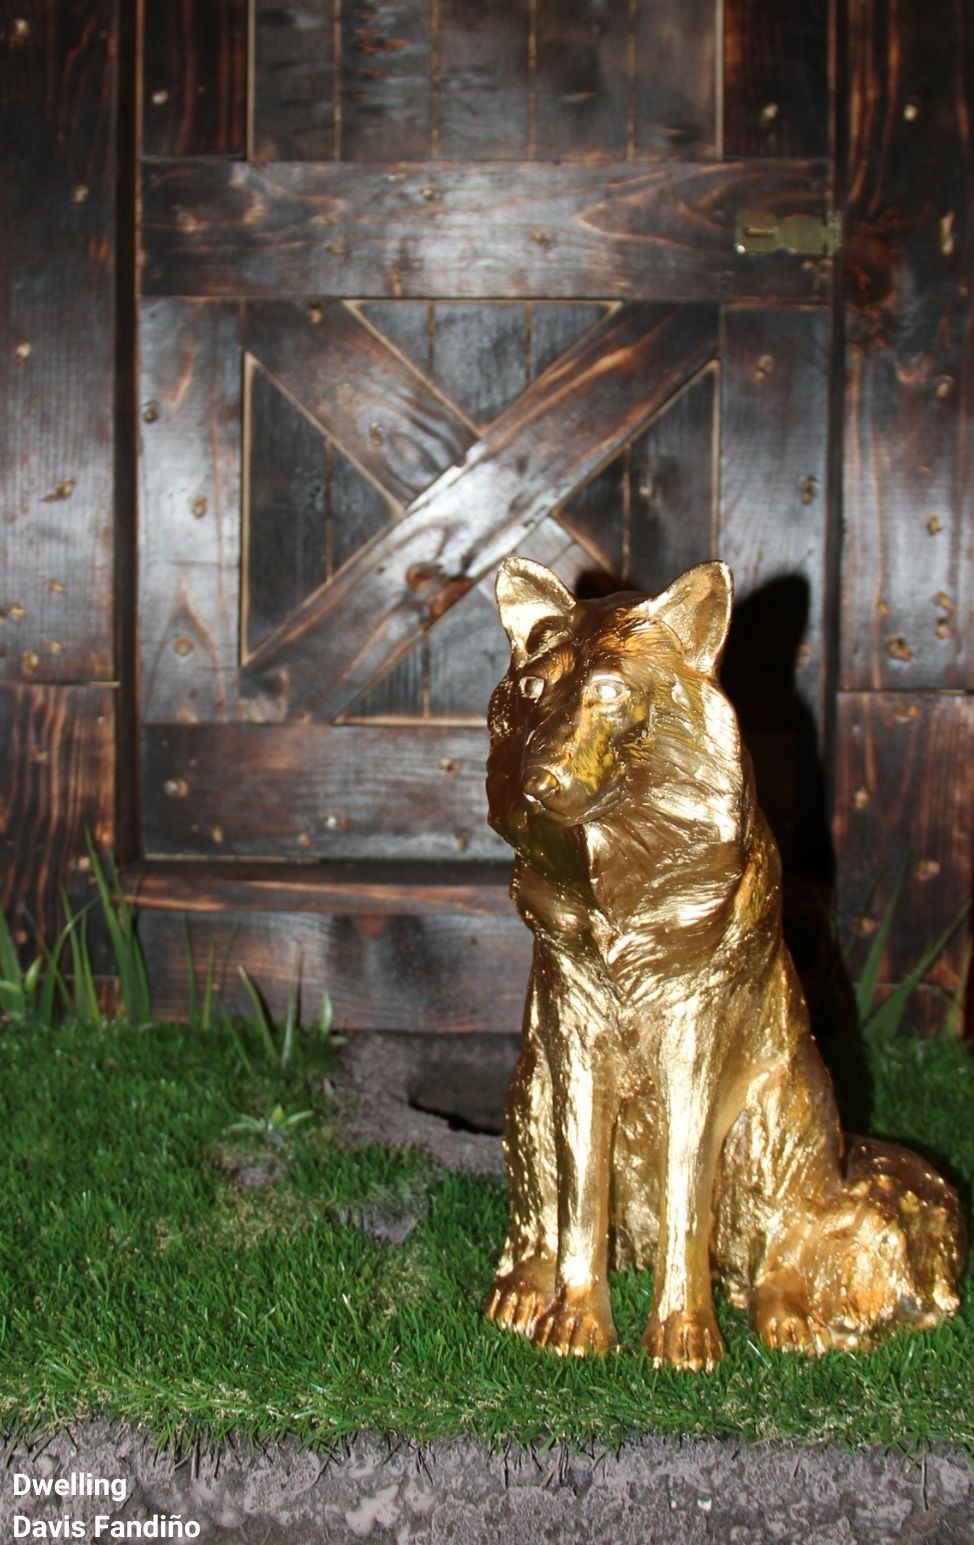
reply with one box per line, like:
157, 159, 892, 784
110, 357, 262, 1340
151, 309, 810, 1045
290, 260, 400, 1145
0, 910, 23, 990
864, 901, 972, 1038
854, 855, 909, 1024
237, 967, 278, 1065
281, 966, 300, 1071
945, 937, 973, 1037
201, 942, 218, 1033
183, 917, 200, 1024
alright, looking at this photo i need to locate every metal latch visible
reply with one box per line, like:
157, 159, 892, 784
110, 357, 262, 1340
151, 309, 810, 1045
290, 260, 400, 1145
734, 210, 841, 258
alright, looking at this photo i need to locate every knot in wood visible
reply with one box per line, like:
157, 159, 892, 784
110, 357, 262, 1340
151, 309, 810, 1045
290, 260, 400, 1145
404, 563, 474, 622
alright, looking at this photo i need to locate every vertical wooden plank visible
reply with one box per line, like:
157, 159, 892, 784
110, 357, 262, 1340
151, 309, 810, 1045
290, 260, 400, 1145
628, 368, 715, 593
142, 0, 247, 156
340, 0, 432, 158
245, 367, 329, 655
139, 300, 242, 723
438, 0, 530, 158
0, 0, 116, 684
720, 309, 830, 726
840, 0, 973, 691
430, 304, 527, 428
558, 456, 628, 581
720, 307, 831, 879
723, 0, 829, 158
330, 443, 393, 574
357, 302, 432, 378
0, 685, 115, 947
633, 0, 716, 159
834, 693, 974, 994
534, 0, 628, 160
253, 0, 334, 160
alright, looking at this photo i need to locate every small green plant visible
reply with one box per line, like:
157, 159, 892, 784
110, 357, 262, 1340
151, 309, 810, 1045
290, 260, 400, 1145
226, 1103, 315, 1145
85, 836, 152, 1026
237, 963, 341, 1072
854, 857, 971, 1038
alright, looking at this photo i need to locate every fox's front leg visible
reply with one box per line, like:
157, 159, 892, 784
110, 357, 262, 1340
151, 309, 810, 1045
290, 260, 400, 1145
486, 965, 558, 1337
643, 1058, 725, 1372
529, 963, 617, 1356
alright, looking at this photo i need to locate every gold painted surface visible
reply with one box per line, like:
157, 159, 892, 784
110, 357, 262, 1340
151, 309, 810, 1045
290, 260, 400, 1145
483, 558, 964, 1369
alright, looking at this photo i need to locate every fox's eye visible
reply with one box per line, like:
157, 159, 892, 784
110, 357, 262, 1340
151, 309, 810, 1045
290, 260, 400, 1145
519, 675, 545, 701
591, 678, 626, 704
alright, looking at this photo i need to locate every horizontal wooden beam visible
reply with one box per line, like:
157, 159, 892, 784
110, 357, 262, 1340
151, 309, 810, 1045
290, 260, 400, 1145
142, 723, 507, 861
139, 906, 532, 1033
126, 859, 515, 917
141, 158, 831, 301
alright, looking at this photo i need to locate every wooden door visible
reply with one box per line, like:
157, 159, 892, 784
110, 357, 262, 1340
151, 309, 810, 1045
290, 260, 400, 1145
133, 0, 839, 1029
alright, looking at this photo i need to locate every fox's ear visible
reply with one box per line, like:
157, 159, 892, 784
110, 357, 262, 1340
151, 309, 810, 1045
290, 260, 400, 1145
496, 557, 576, 667
640, 561, 733, 675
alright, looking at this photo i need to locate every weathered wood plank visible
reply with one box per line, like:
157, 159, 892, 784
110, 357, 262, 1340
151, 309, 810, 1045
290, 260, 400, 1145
139, 907, 531, 1033
634, 0, 715, 159
628, 366, 716, 593
840, 0, 973, 690
244, 301, 474, 511
0, 684, 115, 948
719, 307, 831, 730
139, 300, 242, 723
142, 724, 507, 861
719, 308, 832, 879
241, 304, 718, 719
340, 0, 432, 158
253, 0, 334, 160
142, 0, 247, 156
430, 304, 528, 429
723, 0, 829, 158
438, 0, 530, 159
127, 859, 515, 917
535, 0, 628, 160
833, 693, 974, 992
141, 158, 831, 301
0, 0, 117, 683
245, 366, 330, 654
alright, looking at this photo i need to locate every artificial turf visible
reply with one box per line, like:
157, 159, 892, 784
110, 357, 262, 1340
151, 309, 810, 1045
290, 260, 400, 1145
0, 1013, 972, 1453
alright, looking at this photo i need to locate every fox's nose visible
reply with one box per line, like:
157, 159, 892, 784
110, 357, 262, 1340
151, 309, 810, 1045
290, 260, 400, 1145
523, 766, 560, 804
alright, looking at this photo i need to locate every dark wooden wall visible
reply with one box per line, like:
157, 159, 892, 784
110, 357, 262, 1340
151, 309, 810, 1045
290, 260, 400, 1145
2, 1, 971, 1036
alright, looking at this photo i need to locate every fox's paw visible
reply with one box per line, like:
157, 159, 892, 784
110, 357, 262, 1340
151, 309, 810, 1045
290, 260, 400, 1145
643, 1305, 725, 1372
531, 1284, 617, 1357
485, 1257, 556, 1338
753, 1281, 831, 1358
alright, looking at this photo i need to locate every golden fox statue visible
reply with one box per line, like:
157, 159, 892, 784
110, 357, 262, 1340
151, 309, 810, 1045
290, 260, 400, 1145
484, 557, 963, 1369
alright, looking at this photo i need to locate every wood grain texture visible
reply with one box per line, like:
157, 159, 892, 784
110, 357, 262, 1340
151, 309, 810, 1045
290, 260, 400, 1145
833, 693, 974, 991
253, 0, 333, 160
628, 366, 715, 593
127, 859, 515, 917
139, 907, 531, 1032
0, 0, 117, 683
633, 0, 715, 159
244, 301, 474, 511
241, 304, 718, 719
142, 724, 507, 861
719, 307, 831, 729
141, 159, 831, 301
719, 308, 832, 879
139, 299, 242, 724
0, 684, 115, 946
840, 0, 974, 690
535, 0, 628, 160
429, 304, 528, 429
723, 0, 829, 158
245, 366, 330, 653
142, 0, 246, 155
438, 0, 530, 158
341, 0, 431, 158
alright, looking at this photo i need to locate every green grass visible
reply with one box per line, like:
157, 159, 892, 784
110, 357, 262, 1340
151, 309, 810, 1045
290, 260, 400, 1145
0, 1013, 972, 1454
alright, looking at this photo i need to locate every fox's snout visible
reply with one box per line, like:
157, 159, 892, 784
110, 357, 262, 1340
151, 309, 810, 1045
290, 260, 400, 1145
522, 765, 561, 805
